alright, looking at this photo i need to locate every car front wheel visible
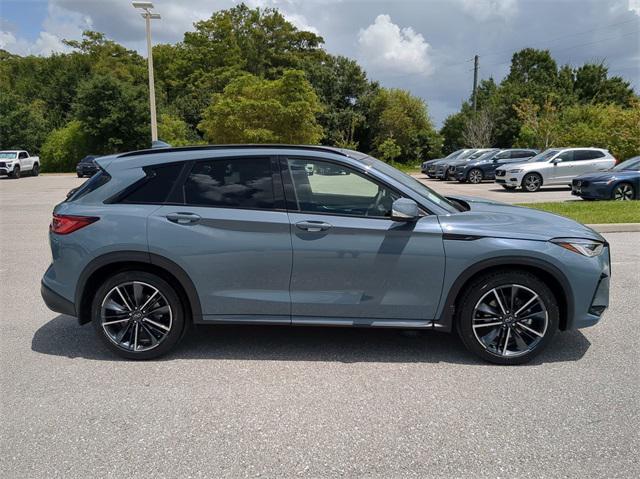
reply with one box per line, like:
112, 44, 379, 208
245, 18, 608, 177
9, 166, 20, 179
522, 173, 542, 192
456, 270, 559, 365
612, 183, 634, 201
467, 168, 483, 184
92, 271, 186, 360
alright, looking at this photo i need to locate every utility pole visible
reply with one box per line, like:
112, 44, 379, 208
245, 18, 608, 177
132, 2, 161, 142
472, 54, 479, 112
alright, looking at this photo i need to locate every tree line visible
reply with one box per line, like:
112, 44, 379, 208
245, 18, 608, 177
1, 4, 638, 172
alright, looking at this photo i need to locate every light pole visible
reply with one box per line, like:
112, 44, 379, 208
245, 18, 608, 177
132, 2, 160, 142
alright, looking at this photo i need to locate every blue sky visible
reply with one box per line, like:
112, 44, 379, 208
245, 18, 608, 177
1, 0, 639, 126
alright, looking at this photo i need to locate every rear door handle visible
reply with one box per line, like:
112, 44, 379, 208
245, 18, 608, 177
166, 212, 201, 225
295, 220, 332, 232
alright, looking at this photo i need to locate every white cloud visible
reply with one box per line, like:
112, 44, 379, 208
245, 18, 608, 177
357, 14, 432, 76
283, 13, 319, 34
456, 0, 517, 21
629, 0, 640, 15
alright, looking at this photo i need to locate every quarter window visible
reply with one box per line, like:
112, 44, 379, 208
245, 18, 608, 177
122, 163, 184, 204
184, 157, 275, 209
285, 158, 400, 218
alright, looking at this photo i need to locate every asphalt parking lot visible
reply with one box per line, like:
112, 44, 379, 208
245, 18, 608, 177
1, 174, 639, 478
412, 173, 576, 204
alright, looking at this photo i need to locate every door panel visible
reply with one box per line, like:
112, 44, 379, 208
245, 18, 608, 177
148, 206, 292, 319
288, 213, 445, 320
282, 156, 446, 321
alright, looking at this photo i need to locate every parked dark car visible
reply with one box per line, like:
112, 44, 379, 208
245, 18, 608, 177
453, 149, 538, 183
572, 156, 640, 201
435, 149, 494, 180
421, 149, 467, 177
76, 155, 99, 178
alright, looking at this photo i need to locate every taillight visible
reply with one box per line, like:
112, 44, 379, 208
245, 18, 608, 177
50, 214, 99, 235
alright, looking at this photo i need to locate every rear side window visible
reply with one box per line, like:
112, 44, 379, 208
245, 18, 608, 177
183, 157, 275, 209
574, 150, 605, 161
122, 163, 184, 204
67, 169, 111, 202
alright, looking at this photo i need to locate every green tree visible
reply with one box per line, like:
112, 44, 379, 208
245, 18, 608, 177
368, 88, 440, 163
73, 75, 150, 153
158, 113, 197, 146
0, 93, 48, 153
198, 70, 324, 144
574, 63, 635, 107
40, 120, 91, 172
377, 137, 401, 163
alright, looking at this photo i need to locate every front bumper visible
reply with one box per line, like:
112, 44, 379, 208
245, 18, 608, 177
495, 171, 524, 186
571, 180, 610, 200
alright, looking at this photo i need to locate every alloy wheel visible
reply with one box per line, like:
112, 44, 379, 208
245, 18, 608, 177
523, 174, 541, 192
471, 284, 548, 358
468, 169, 483, 184
613, 183, 634, 201
100, 281, 173, 352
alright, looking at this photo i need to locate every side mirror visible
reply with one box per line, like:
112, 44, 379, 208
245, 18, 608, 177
391, 198, 419, 222
552, 159, 560, 165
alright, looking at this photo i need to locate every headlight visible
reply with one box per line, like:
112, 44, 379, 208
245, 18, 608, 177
508, 169, 523, 173
551, 238, 605, 257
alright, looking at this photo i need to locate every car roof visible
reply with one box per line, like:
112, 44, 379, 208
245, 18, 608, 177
97, 144, 371, 172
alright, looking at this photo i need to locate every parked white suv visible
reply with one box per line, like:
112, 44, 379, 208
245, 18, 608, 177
494, 147, 616, 192
0, 150, 40, 179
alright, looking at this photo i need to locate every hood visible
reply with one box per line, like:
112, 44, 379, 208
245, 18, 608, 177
495, 161, 541, 171
440, 195, 604, 242
576, 170, 639, 181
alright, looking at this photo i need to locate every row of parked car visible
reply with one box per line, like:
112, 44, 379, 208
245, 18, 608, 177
421, 147, 640, 200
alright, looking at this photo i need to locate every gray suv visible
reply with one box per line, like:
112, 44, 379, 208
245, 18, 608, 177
41, 145, 611, 364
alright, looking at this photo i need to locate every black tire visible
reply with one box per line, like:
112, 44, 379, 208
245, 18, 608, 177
31, 163, 40, 176
456, 270, 559, 365
467, 168, 484, 184
612, 182, 634, 201
92, 271, 187, 360
9, 166, 20, 179
522, 173, 542, 192
501, 185, 517, 191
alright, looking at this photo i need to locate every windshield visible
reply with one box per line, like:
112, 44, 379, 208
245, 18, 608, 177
0, 152, 17, 159
457, 149, 478, 160
444, 149, 464, 160
359, 155, 460, 213
527, 149, 559, 162
469, 149, 498, 160
613, 157, 640, 171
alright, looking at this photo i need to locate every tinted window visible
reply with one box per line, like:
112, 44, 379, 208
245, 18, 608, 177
67, 169, 111, 202
184, 157, 275, 209
19, 152, 28, 159
574, 150, 605, 161
556, 150, 575, 162
286, 158, 400, 218
513, 150, 534, 158
614, 157, 640, 171
123, 163, 184, 204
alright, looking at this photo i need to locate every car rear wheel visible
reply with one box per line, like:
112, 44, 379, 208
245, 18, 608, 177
31, 163, 40, 176
456, 270, 558, 365
92, 271, 186, 360
522, 173, 542, 192
612, 183, 634, 201
467, 168, 483, 184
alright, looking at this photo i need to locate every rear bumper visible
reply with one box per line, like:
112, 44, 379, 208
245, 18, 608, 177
41, 280, 76, 317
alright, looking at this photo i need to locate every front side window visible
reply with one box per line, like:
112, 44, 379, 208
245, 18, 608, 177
556, 150, 575, 162
286, 158, 400, 218
184, 157, 275, 209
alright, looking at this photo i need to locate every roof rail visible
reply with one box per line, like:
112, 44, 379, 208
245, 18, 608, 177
118, 144, 350, 158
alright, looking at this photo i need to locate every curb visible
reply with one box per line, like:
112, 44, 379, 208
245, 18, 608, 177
587, 223, 640, 233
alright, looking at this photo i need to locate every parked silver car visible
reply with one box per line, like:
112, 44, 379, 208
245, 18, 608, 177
495, 148, 616, 192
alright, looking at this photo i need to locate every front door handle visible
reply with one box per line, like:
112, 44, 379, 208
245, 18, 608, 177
295, 220, 332, 232
166, 212, 201, 225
